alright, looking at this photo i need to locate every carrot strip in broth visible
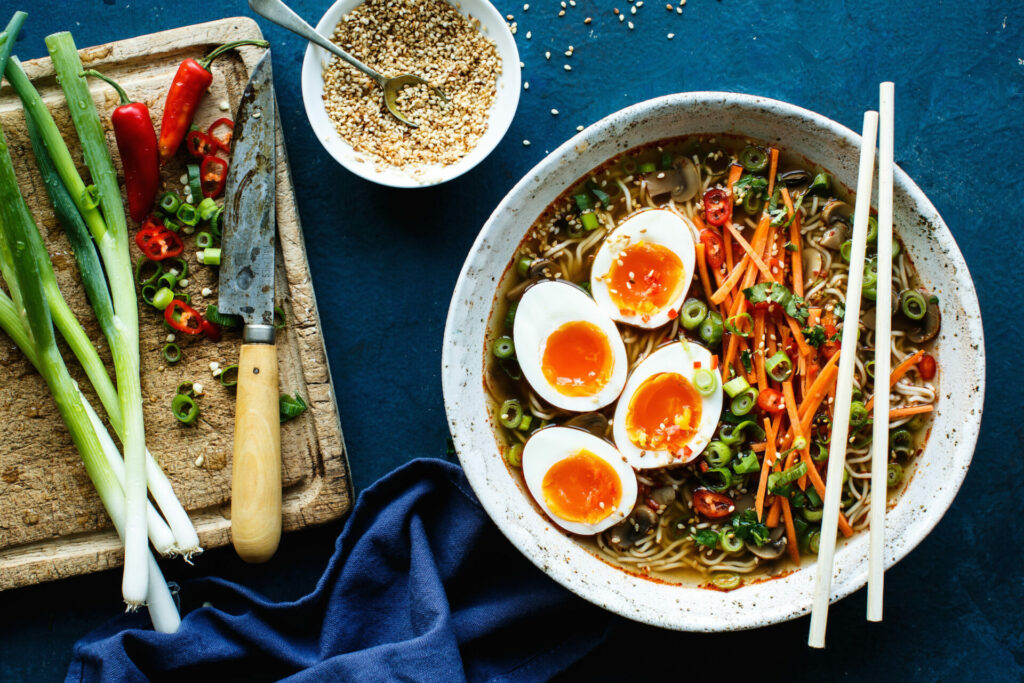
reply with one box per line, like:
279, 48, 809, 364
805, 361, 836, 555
726, 222, 776, 283
695, 243, 716, 305
766, 148, 780, 196
755, 417, 776, 521
780, 497, 801, 564
790, 212, 804, 297
889, 404, 933, 420
865, 350, 925, 411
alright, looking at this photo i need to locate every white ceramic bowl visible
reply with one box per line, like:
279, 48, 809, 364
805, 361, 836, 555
442, 92, 985, 631
300, 0, 520, 188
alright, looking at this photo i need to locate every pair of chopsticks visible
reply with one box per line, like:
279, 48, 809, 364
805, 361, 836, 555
808, 82, 896, 648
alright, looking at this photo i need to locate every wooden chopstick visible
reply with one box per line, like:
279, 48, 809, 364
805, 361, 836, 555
807, 110, 879, 649
868, 82, 896, 622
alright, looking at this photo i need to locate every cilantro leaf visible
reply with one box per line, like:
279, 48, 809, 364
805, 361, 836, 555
802, 324, 827, 348
731, 509, 770, 546
692, 529, 720, 549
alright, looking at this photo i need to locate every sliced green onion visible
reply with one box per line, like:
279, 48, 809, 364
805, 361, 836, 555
504, 302, 518, 329
660, 150, 673, 171
141, 284, 157, 307
812, 440, 829, 461
517, 414, 533, 432
725, 312, 753, 338
718, 419, 764, 446
172, 291, 191, 305
187, 163, 202, 202
135, 258, 161, 287
807, 173, 831, 195
573, 193, 593, 211
515, 255, 533, 278
731, 450, 760, 474
621, 158, 638, 174
730, 387, 759, 416
889, 429, 914, 456
840, 240, 853, 263
722, 375, 750, 398
742, 191, 763, 215
205, 305, 241, 328
171, 393, 199, 424
163, 216, 181, 233
768, 462, 807, 493
199, 247, 221, 266
196, 197, 218, 221
704, 440, 732, 467
849, 400, 869, 428
499, 398, 523, 429
492, 336, 515, 359
218, 364, 239, 388
161, 343, 181, 364
279, 393, 308, 422
638, 161, 657, 174
152, 287, 174, 311
807, 530, 821, 554
865, 359, 876, 378
802, 506, 823, 522
765, 350, 793, 382
506, 443, 523, 468
702, 467, 733, 492
157, 271, 178, 291
274, 305, 286, 330
195, 231, 213, 248
176, 380, 195, 397
158, 191, 181, 215
499, 357, 522, 381
739, 146, 768, 173
711, 572, 741, 590
176, 202, 198, 227
865, 215, 878, 242
699, 310, 724, 346
210, 206, 224, 238
580, 211, 599, 231
900, 290, 927, 320
719, 528, 744, 553
887, 463, 904, 488
892, 238, 902, 258
681, 298, 708, 330
693, 367, 718, 396
166, 256, 188, 279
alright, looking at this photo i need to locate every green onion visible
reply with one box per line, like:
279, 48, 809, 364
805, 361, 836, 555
152, 287, 174, 311
492, 336, 515, 359
187, 163, 202, 202
638, 161, 657, 174
840, 240, 853, 263
849, 400, 869, 429
703, 440, 732, 467
719, 528, 744, 553
802, 505, 823, 522
172, 291, 191, 305
865, 359, 875, 378
580, 211, 600, 231
722, 375, 750, 398
812, 440, 829, 462
718, 420, 764, 446
218, 364, 239, 388
765, 350, 793, 382
274, 305, 286, 330
730, 387, 759, 416
171, 393, 199, 424
742, 191, 763, 215
807, 530, 821, 553
900, 290, 927, 320
865, 215, 878, 242
889, 428, 914, 457
725, 312, 753, 338
279, 393, 308, 422
740, 349, 753, 374
158, 191, 181, 215
573, 193, 592, 211
699, 310, 724, 346
807, 173, 831, 195
176, 381, 196, 397
210, 206, 224, 238
199, 248, 221, 266
517, 414, 533, 432
499, 357, 522, 381
621, 158, 638, 174
506, 443, 523, 468
693, 368, 718, 396
504, 302, 518, 329
499, 398, 523, 429
731, 450, 760, 474
660, 150, 673, 170
196, 197, 218, 221
206, 305, 241, 328
135, 258, 162, 287
739, 146, 768, 173
768, 462, 807, 493
680, 298, 708, 330
515, 255, 533, 278
157, 271, 178, 291
195, 231, 213, 248
176, 202, 199, 227
163, 217, 181, 233
162, 343, 181, 364
711, 572, 741, 590
892, 238, 901, 258
887, 463, 904, 488
701, 467, 734, 493
141, 285, 157, 307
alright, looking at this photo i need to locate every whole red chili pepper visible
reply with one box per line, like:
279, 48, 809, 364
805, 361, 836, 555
82, 70, 159, 223
158, 40, 269, 164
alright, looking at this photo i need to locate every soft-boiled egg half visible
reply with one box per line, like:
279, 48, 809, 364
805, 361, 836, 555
514, 280, 628, 412
612, 341, 723, 469
590, 209, 697, 328
522, 426, 638, 535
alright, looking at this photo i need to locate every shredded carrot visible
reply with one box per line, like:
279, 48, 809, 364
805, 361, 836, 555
780, 186, 796, 219
723, 165, 743, 272
786, 315, 813, 357
889, 404, 933, 420
782, 381, 809, 490
726, 222, 776, 282
710, 256, 748, 305
780, 497, 801, 564
790, 212, 804, 297
865, 350, 925, 411
751, 442, 767, 452
766, 496, 782, 528
755, 417, 776, 521
780, 360, 840, 451
753, 311, 767, 390
766, 148, 780, 196
722, 297, 748, 377
695, 243, 716, 304
798, 450, 854, 537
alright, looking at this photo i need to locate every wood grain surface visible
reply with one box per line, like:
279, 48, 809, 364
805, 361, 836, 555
0, 17, 351, 590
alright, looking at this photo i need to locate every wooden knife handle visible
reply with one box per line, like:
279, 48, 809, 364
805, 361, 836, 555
231, 341, 281, 563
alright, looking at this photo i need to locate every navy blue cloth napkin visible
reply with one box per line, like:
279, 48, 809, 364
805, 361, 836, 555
67, 458, 612, 682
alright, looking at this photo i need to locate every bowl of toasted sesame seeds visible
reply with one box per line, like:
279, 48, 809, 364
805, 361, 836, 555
301, 0, 519, 187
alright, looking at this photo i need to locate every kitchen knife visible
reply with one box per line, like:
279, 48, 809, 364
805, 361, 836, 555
218, 51, 281, 563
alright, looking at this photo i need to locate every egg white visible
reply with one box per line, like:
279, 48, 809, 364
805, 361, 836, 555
522, 426, 638, 535
590, 209, 697, 329
513, 280, 628, 412
612, 341, 723, 469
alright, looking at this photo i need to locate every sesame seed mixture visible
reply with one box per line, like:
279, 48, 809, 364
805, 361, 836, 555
322, 0, 501, 172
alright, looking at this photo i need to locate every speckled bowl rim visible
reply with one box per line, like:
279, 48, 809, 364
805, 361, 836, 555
300, 0, 520, 188
442, 92, 985, 631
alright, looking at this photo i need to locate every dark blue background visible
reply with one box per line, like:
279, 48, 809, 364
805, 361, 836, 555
1, 1, 1021, 680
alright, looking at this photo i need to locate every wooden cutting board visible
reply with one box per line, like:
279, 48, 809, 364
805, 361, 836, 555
0, 17, 351, 590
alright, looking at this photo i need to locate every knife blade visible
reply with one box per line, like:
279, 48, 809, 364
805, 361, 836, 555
218, 51, 283, 564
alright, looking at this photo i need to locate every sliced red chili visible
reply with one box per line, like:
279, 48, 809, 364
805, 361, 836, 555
700, 229, 725, 269
703, 188, 732, 227
206, 117, 234, 153
135, 218, 184, 260
200, 319, 222, 342
185, 130, 217, 158
692, 489, 735, 519
820, 323, 840, 361
918, 353, 936, 380
164, 300, 204, 335
200, 155, 228, 198
757, 387, 785, 415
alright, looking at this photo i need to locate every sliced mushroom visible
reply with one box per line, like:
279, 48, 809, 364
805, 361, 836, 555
644, 157, 701, 203
649, 485, 677, 508
746, 524, 787, 560
907, 300, 941, 344
605, 504, 658, 551
505, 258, 560, 301
822, 199, 852, 226
802, 249, 824, 282
564, 412, 609, 437
862, 291, 901, 331
818, 200, 853, 250
779, 170, 812, 192
702, 149, 731, 177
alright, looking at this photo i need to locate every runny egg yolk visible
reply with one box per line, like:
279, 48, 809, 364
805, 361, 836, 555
607, 241, 684, 320
625, 372, 702, 457
541, 320, 613, 396
541, 449, 623, 524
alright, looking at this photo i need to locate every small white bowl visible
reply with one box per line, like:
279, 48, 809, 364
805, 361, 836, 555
300, 0, 520, 188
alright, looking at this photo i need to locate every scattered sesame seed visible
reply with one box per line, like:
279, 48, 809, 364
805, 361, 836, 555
628, 20, 634, 28
565, 50, 572, 56
523, 3, 529, 9
614, 7, 620, 13
619, 14, 624, 21
666, 3, 673, 8
667, 32, 674, 39
558, 9, 565, 16
201, 287, 213, 297
195, 455, 204, 467
551, 108, 559, 115
506, 13, 513, 20
570, 0, 576, 5
631, 5, 636, 14
523, 139, 531, 146
526, 30, 531, 38
564, 64, 572, 71
179, 173, 188, 185
545, 50, 551, 59
192, 382, 204, 395
178, 278, 189, 287
165, 334, 175, 343
576, 125, 584, 131
584, 16, 592, 23
523, 81, 529, 89
676, 5, 682, 12
218, 100, 229, 111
